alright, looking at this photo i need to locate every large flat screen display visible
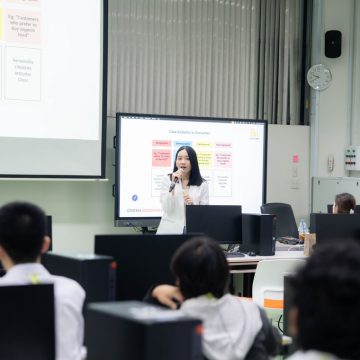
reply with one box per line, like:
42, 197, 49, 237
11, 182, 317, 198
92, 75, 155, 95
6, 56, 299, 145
115, 113, 267, 227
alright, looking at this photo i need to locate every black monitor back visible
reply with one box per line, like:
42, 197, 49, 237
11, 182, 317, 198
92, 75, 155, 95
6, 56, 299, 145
0, 284, 55, 360
326, 204, 360, 214
86, 301, 202, 360
260, 203, 299, 239
42, 253, 116, 303
95, 234, 196, 300
310, 213, 360, 245
185, 205, 242, 244
241, 213, 276, 255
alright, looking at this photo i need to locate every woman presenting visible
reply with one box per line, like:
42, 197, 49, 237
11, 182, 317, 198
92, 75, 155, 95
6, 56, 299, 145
157, 146, 209, 234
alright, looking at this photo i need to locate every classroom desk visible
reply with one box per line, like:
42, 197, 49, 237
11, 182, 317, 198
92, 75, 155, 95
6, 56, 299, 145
227, 247, 306, 296
227, 249, 306, 274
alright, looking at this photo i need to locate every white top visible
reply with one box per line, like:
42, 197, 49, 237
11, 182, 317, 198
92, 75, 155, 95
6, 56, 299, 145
0, 263, 85, 360
287, 350, 345, 360
180, 294, 262, 360
157, 175, 209, 234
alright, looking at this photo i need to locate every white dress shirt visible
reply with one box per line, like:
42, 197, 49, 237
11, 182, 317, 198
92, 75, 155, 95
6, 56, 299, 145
157, 175, 209, 234
0, 263, 85, 360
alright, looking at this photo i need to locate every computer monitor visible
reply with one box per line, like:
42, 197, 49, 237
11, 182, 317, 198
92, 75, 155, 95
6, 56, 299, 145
185, 205, 242, 245
0, 284, 55, 360
115, 113, 267, 228
94, 234, 199, 300
310, 213, 360, 245
326, 204, 360, 214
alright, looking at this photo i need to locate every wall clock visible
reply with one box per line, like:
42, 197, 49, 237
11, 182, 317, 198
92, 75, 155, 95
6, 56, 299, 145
307, 64, 332, 91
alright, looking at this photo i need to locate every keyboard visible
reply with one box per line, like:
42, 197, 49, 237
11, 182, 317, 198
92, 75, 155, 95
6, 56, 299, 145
277, 236, 301, 245
225, 252, 246, 258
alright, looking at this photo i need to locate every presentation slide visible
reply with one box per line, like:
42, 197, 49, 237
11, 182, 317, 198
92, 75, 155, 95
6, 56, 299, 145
0, 0, 106, 177
116, 115, 267, 225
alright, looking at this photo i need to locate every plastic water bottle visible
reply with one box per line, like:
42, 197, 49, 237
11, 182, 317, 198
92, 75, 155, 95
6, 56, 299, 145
298, 218, 309, 241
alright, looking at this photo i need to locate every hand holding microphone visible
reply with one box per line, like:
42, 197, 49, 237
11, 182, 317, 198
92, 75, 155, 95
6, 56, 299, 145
169, 169, 183, 192
182, 191, 193, 205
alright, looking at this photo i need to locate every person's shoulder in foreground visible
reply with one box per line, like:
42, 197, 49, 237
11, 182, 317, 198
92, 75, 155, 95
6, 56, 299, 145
145, 236, 281, 360
287, 240, 360, 360
0, 201, 85, 360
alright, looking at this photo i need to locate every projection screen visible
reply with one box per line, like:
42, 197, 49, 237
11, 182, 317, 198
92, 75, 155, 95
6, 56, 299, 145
0, 0, 107, 177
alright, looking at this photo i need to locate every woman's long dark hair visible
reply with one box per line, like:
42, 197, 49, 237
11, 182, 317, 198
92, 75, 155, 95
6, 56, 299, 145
172, 146, 204, 186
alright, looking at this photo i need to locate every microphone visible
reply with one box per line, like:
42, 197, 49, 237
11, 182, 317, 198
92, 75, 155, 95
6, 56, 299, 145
169, 169, 183, 192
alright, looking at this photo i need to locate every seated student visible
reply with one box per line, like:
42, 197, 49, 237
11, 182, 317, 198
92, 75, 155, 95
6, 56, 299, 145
332, 192, 356, 214
0, 201, 85, 360
287, 241, 360, 360
145, 236, 281, 360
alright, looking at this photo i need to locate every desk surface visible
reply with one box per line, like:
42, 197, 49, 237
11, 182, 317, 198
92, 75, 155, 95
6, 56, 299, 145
227, 249, 306, 273
227, 250, 305, 263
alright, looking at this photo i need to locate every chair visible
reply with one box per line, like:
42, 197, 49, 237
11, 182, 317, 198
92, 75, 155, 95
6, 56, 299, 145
260, 203, 299, 239
252, 259, 306, 326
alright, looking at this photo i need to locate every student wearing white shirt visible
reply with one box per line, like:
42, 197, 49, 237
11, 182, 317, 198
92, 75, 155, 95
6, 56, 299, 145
157, 146, 209, 234
287, 241, 360, 360
145, 236, 281, 360
0, 202, 85, 360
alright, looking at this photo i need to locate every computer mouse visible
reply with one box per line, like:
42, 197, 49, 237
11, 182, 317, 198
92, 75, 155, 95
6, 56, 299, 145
248, 251, 257, 256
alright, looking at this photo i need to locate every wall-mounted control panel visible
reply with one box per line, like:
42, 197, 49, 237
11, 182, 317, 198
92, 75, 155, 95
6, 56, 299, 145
345, 146, 360, 170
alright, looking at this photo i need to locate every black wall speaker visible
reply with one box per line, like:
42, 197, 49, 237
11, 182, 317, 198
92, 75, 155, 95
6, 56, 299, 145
325, 30, 342, 58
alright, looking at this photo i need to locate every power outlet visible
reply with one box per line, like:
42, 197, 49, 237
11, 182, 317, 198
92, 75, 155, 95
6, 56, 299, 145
291, 179, 300, 189
292, 166, 298, 177
327, 155, 334, 172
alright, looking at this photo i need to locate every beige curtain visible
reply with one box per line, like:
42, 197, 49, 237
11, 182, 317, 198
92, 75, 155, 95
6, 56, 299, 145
107, 0, 304, 125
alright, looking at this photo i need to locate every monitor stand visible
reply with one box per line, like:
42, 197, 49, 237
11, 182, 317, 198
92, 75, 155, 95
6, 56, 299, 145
226, 244, 240, 252
141, 227, 157, 234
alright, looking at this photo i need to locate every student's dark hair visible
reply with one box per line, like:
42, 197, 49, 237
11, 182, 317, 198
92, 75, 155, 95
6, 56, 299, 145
170, 236, 229, 299
172, 146, 204, 186
289, 241, 360, 359
0, 202, 46, 263
335, 192, 356, 213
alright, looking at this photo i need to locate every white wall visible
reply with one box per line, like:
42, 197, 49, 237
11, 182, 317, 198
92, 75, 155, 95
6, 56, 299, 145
311, 0, 354, 178
267, 125, 310, 223
312, 177, 360, 213
310, 1, 360, 208
350, 1, 360, 146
